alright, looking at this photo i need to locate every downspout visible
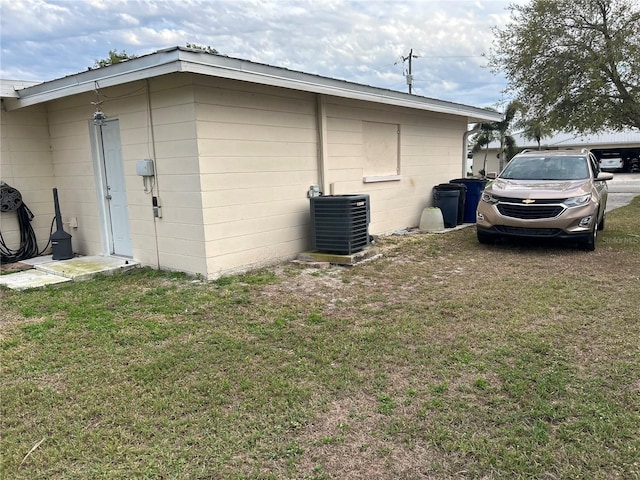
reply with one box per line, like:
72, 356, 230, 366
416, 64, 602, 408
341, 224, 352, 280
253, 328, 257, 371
462, 123, 481, 177
146, 78, 161, 270
316, 94, 329, 195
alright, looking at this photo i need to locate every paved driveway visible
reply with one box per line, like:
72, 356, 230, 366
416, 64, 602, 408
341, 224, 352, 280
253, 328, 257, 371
606, 173, 640, 212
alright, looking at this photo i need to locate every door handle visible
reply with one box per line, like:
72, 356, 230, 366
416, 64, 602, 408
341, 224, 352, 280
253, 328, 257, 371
105, 194, 112, 200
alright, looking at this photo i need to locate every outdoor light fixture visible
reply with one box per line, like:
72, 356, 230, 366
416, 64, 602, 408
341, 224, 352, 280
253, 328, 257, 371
91, 84, 106, 126
93, 110, 107, 126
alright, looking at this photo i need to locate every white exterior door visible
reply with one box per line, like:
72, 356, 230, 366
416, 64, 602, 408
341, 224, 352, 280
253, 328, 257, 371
99, 120, 132, 257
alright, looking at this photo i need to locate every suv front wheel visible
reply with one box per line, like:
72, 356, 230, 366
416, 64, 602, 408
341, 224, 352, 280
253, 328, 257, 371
477, 230, 494, 245
597, 210, 606, 231
582, 225, 597, 251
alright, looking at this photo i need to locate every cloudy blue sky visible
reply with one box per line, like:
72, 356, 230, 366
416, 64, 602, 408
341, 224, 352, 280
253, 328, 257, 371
0, 0, 524, 108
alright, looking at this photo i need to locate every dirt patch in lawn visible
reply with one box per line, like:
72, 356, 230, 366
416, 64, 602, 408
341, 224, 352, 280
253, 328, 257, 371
0, 261, 33, 274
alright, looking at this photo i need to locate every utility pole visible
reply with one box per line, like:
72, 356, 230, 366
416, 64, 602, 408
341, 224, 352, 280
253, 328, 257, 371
401, 49, 419, 94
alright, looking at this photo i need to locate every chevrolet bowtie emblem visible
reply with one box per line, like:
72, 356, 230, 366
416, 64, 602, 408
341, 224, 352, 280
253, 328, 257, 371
522, 199, 535, 204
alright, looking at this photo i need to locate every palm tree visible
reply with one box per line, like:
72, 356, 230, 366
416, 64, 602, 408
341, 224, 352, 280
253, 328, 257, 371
471, 123, 496, 176
496, 101, 521, 171
520, 119, 554, 150
470, 101, 521, 175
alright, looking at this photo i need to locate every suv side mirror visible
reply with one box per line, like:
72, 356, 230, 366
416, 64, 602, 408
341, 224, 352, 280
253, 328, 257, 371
596, 172, 614, 182
485, 172, 497, 179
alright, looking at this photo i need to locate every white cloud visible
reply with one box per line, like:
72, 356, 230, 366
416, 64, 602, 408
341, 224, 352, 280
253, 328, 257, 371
0, 0, 515, 107
0, 0, 71, 37
118, 13, 139, 26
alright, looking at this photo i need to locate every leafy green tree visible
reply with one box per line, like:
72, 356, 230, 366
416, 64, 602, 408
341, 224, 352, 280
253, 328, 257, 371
490, 0, 640, 132
93, 49, 137, 68
185, 43, 218, 54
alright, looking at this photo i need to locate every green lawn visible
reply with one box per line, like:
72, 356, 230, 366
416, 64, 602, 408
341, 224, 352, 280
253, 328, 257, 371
2, 197, 639, 479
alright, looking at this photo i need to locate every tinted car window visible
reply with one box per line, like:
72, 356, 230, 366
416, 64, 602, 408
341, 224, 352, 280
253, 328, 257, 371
500, 156, 589, 180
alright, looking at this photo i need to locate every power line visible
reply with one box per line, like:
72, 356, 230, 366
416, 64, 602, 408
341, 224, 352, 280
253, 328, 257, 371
395, 49, 420, 94
394, 52, 486, 94
419, 54, 486, 58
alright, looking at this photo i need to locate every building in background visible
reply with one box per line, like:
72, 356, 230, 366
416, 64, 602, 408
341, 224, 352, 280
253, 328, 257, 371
471, 130, 640, 176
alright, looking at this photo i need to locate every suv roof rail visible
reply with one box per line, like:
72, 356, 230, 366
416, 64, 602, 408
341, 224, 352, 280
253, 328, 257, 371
581, 148, 589, 154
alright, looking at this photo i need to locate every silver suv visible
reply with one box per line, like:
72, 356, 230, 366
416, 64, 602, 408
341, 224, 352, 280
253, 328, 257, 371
476, 149, 613, 250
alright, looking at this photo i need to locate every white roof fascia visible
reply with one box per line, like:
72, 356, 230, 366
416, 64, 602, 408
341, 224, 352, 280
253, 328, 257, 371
180, 55, 501, 122
4, 64, 180, 110
3, 50, 182, 110
6, 47, 503, 123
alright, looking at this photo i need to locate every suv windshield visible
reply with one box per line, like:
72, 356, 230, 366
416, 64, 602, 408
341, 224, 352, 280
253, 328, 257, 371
500, 156, 590, 181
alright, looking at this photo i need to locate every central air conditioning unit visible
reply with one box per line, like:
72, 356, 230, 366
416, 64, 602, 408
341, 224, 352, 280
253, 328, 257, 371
310, 194, 370, 254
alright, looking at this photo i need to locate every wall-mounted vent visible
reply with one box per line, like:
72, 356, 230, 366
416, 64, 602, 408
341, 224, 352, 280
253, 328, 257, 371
310, 194, 370, 254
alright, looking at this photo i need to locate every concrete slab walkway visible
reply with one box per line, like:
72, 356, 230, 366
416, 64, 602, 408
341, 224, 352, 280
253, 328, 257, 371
0, 255, 139, 291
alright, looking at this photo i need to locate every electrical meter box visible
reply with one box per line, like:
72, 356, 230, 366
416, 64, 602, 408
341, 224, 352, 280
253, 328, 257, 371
136, 159, 155, 176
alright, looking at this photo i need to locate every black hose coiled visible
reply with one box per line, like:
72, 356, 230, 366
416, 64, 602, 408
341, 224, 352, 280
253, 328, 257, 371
1, 182, 52, 264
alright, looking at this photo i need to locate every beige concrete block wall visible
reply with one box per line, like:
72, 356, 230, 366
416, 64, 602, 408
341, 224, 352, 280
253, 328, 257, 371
0, 105, 56, 256
90, 82, 166, 266
116, 77, 207, 276
324, 97, 468, 234
194, 77, 319, 278
43, 77, 207, 276
47, 91, 104, 256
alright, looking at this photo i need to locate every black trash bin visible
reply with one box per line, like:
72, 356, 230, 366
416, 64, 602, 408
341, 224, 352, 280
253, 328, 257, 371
434, 183, 466, 225
449, 178, 488, 223
433, 187, 460, 228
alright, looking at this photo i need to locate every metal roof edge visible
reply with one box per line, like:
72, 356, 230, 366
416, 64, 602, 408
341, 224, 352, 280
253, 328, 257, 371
4, 49, 183, 110
0, 79, 42, 98
5, 46, 502, 122
177, 50, 502, 122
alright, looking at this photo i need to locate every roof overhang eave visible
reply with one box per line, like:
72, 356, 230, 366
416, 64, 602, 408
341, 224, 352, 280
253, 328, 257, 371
4, 64, 183, 110
177, 52, 502, 122
5, 48, 503, 123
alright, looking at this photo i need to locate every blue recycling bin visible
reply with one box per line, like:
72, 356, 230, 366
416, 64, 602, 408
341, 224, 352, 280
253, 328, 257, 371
450, 178, 488, 223
433, 188, 460, 228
